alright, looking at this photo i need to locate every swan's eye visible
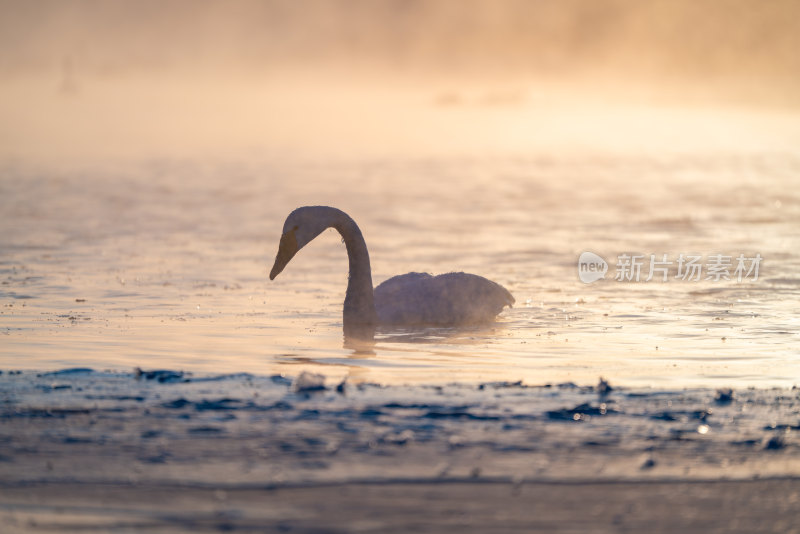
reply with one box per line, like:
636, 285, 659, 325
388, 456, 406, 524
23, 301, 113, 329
292, 225, 299, 231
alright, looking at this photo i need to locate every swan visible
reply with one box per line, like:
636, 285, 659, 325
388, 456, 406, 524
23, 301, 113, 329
269, 206, 514, 337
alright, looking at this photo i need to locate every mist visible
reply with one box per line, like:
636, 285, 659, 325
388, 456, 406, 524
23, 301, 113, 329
3, 0, 799, 83
2, 0, 799, 161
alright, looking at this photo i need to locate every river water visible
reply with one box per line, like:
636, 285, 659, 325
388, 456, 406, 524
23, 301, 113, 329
1, 86, 799, 388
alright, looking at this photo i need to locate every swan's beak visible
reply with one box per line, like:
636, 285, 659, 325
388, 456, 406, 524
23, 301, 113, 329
269, 229, 299, 280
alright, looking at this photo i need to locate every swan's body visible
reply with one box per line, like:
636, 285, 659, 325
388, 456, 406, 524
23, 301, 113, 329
374, 272, 513, 326
269, 206, 513, 336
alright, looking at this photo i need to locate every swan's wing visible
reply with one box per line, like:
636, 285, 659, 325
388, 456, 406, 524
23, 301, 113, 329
373, 273, 432, 324
374, 272, 433, 297
374, 272, 514, 326
429, 272, 515, 324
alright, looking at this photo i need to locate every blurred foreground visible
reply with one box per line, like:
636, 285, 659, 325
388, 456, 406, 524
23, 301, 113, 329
1, 369, 799, 532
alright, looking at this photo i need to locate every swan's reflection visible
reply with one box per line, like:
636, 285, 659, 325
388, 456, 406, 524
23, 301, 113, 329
342, 322, 507, 356
271, 322, 508, 385
343, 329, 377, 356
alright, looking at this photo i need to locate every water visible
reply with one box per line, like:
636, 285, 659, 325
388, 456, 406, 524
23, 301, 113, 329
2, 369, 797, 485
1, 129, 798, 388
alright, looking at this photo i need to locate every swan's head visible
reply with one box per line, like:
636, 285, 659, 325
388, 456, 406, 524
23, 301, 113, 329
269, 206, 339, 280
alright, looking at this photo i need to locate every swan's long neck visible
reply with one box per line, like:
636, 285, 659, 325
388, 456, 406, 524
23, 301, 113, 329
332, 212, 377, 331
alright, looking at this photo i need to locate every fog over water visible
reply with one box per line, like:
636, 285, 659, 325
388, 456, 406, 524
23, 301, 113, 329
3, 0, 799, 82
2, 0, 800, 160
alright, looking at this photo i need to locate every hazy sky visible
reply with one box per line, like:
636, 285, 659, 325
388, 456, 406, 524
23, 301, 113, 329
2, 0, 799, 86
2, 1, 799, 161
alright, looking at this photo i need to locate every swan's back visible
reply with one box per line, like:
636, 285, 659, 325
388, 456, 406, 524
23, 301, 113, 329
374, 272, 514, 326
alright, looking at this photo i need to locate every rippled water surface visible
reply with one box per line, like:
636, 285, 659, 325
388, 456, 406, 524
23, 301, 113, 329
1, 120, 799, 388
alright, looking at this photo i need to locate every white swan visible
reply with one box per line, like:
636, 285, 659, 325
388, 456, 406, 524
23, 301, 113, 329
269, 206, 514, 337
